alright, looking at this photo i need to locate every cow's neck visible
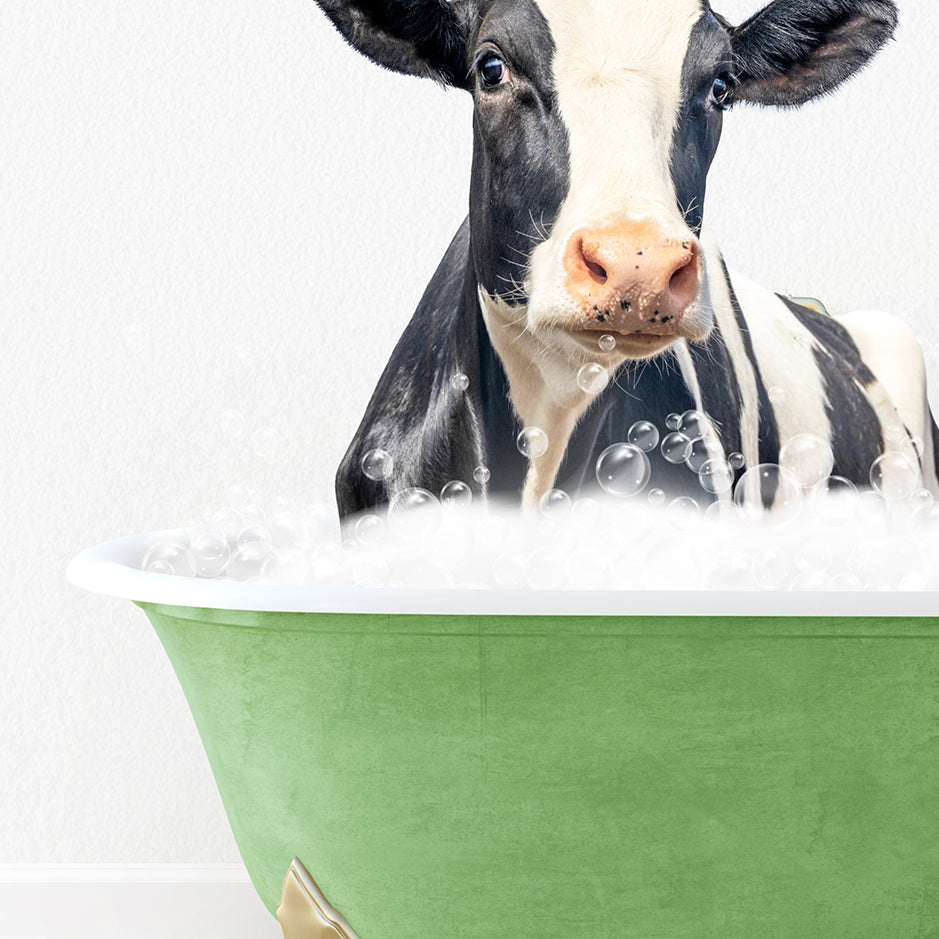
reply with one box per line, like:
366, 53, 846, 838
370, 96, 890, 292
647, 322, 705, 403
478, 229, 724, 507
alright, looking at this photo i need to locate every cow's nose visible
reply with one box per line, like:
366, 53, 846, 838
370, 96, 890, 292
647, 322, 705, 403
564, 222, 701, 333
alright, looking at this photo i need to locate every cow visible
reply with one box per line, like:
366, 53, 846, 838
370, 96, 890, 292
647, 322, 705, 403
316, 0, 938, 519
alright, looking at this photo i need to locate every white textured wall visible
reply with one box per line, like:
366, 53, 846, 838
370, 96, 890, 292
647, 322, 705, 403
2, 0, 936, 869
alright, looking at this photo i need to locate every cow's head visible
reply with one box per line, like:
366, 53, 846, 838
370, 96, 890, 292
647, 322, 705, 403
316, 0, 896, 365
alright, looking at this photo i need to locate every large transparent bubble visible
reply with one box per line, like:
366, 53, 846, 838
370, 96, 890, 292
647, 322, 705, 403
517, 426, 549, 459
595, 443, 651, 498
779, 433, 834, 489
627, 420, 660, 453
387, 488, 441, 540
870, 451, 920, 501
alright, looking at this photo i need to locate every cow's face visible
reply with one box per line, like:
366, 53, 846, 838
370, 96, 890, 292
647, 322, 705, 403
469, 0, 729, 363
315, 0, 897, 365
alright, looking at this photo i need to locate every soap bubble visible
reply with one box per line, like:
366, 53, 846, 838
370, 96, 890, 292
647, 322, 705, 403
227, 541, 273, 581
202, 507, 240, 527
870, 451, 919, 501
291, 516, 328, 550
450, 373, 469, 392
752, 545, 798, 590
913, 502, 939, 531
517, 426, 549, 459
540, 488, 572, 518
794, 538, 832, 572
727, 451, 746, 470
441, 480, 473, 507
779, 433, 834, 488
647, 488, 666, 506
667, 496, 701, 529
627, 420, 660, 453
269, 495, 297, 519
348, 549, 391, 588
397, 559, 454, 589
733, 463, 802, 517
768, 386, 786, 404
189, 531, 231, 577
808, 476, 858, 526
698, 458, 734, 494
362, 448, 394, 481
852, 536, 924, 589
788, 570, 833, 591
910, 488, 934, 508
910, 436, 925, 457
238, 503, 266, 525
219, 409, 246, 439
685, 436, 713, 473
492, 553, 530, 590
661, 432, 692, 464
473, 465, 491, 485
572, 497, 601, 523
598, 333, 616, 352
665, 412, 682, 430
353, 513, 386, 545
576, 363, 609, 395
237, 524, 272, 546
261, 548, 312, 586
885, 424, 905, 444
141, 541, 196, 577
679, 410, 706, 438
595, 443, 650, 498
387, 488, 441, 540
526, 546, 571, 590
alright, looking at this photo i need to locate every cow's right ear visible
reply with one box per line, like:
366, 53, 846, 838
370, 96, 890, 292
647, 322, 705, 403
314, 0, 473, 90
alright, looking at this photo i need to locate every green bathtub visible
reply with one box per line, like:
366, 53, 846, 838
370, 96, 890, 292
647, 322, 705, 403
69, 532, 939, 937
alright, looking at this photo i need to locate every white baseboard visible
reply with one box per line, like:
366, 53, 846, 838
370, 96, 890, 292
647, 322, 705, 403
0, 865, 283, 939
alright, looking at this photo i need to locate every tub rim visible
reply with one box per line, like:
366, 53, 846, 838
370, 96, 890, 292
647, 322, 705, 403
67, 529, 939, 617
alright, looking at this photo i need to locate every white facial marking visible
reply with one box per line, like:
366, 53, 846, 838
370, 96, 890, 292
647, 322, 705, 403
527, 0, 704, 327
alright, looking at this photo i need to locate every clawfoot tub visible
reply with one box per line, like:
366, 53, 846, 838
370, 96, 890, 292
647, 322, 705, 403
69, 531, 939, 937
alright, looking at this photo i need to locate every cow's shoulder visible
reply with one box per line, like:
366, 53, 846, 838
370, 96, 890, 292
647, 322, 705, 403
335, 219, 486, 517
833, 309, 926, 389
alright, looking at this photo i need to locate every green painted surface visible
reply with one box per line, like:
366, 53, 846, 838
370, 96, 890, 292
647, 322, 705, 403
140, 604, 939, 937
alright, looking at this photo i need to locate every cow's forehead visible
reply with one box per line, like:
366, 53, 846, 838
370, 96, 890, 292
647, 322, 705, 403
532, 0, 706, 84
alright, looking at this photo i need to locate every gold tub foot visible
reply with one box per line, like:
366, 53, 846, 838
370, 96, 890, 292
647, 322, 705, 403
276, 858, 360, 939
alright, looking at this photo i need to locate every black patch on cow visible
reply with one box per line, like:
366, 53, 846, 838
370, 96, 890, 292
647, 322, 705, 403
337, 219, 489, 515
729, 0, 898, 107
779, 295, 884, 480
670, 11, 733, 233
721, 260, 780, 468
688, 329, 745, 470
468, 0, 570, 303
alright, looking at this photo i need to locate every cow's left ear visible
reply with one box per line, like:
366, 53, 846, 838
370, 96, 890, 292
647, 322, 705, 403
314, 0, 473, 90
727, 0, 898, 107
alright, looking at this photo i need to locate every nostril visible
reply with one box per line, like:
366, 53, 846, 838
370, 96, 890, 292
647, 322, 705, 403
667, 253, 699, 312
584, 257, 608, 284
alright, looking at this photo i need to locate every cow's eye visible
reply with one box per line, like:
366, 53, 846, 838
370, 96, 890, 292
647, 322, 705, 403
709, 74, 736, 110
479, 54, 509, 87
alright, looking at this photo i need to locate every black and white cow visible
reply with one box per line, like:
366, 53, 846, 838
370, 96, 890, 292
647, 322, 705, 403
319, 0, 938, 517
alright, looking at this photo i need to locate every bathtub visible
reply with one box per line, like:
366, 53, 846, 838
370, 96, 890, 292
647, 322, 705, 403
68, 529, 939, 937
